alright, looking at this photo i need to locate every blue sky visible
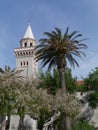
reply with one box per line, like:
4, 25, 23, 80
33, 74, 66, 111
0, 0, 98, 79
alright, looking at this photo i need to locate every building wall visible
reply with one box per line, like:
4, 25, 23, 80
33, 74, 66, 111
16, 55, 38, 78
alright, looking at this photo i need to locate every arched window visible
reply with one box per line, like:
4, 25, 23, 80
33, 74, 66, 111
30, 43, 32, 47
24, 61, 25, 65
20, 62, 22, 66
24, 42, 27, 47
23, 52, 25, 55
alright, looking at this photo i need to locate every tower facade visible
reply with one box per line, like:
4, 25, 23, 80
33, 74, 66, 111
14, 25, 38, 78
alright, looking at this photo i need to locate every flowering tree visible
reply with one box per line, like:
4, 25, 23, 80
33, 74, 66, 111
0, 66, 23, 130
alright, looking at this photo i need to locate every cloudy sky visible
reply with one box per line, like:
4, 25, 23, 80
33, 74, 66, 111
0, 0, 98, 79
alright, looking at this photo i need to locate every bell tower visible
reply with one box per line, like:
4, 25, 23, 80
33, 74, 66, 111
14, 24, 38, 78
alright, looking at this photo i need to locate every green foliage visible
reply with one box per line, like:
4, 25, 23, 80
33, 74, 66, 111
0, 66, 24, 130
0, 85, 15, 115
84, 67, 98, 91
54, 111, 66, 130
0, 66, 22, 115
83, 67, 98, 108
64, 68, 77, 93
37, 107, 52, 130
38, 69, 60, 95
0, 67, 3, 73
86, 91, 98, 109
38, 68, 77, 94
72, 120, 94, 130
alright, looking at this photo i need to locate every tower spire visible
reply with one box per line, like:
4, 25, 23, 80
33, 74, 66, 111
23, 24, 35, 39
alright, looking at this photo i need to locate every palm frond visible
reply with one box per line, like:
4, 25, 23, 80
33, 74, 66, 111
35, 27, 88, 70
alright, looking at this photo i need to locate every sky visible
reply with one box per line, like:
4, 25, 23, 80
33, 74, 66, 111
0, 0, 98, 79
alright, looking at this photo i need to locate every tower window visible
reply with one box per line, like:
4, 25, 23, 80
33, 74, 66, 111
24, 42, 27, 47
20, 62, 22, 66
24, 61, 25, 65
30, 43, 32, 47
23, 52, 25, 55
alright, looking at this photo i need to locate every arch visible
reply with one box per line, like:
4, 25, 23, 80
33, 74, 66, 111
24, 42, 27, 47
20, 62, 22, 66
23, 52, 25, 55
30, 42, 32, 47
27, 61, 28, 65
24, 61, 25, 65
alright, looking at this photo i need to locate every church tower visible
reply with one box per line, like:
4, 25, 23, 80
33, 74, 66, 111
14, 24, 38, 78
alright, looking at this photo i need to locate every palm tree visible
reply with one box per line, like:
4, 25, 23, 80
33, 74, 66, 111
35, 27, 87, 130
35, 27, 87, 93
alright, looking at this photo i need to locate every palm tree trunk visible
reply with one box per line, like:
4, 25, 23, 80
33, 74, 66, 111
58, 63, 71, 130
58, 68, 66, 93
57, 57, 66, 93
1, 116, 6, 130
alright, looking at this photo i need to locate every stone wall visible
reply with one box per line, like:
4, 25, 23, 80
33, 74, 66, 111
9, 115, 37, 130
